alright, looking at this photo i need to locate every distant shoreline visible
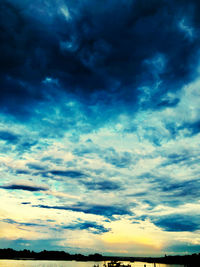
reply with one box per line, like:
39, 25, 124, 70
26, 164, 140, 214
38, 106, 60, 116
0, 248, 199, 265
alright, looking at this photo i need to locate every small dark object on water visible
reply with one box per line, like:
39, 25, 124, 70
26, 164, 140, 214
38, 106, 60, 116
103, 261, 131, 267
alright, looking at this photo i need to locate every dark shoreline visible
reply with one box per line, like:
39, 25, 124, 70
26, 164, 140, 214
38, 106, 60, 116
0, 248, 199, 266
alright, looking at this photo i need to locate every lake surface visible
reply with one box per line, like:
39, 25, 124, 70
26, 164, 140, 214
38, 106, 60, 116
0, 260, 185, 267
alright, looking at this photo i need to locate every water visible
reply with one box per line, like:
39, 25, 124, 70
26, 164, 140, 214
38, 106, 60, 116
131, 262, 184, 267
0, 260, 184, 267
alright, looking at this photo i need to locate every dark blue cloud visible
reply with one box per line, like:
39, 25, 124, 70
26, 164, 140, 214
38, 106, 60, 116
15, 169, 30, 175
17, 139, 37, 152
104, 149, 133, 168
26, 163, 46, 171
163, 120, 200, 140
156, 97, 180, 108
160, 179, 200, 198
62, 221, 110, 234
32, 202, 132, 218
163, 152, 189, 165
0, 182, 48, 191
1, 218, 46, 228
140, 171, 200, 204
33, 169, 85, 179
0, 130, 19, 143
49, 170, 85, 178
152, 214, 200, 232
135, 172, 200, 208
179, 120, 200, 136
127, 191, 147, 197
82, 180, 121, 191
1, 0, 200, 125
142, 127, 164, 146
73, 141, 100, 157
2, 217, 110, 234
138, 172, 200, 199
41, 156, 63, 165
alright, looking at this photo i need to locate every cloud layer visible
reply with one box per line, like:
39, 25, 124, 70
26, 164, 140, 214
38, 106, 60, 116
0, 0, 200, 256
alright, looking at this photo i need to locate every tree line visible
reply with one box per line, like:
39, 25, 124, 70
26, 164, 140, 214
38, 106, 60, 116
0, 248, 199, 265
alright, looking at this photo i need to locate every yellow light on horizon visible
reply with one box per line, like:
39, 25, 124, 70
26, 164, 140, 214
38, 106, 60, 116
101, 219, 164, 251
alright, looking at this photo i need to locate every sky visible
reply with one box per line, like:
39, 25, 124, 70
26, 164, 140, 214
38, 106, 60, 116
0, 0, 200, 257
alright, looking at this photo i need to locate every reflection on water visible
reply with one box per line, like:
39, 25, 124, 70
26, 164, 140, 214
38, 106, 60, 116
132, 262, 184, 267
0, 260, 184, 267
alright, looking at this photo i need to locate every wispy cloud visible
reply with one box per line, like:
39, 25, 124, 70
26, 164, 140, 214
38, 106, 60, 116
32, 202, 132, 218
0, 181, 49, 192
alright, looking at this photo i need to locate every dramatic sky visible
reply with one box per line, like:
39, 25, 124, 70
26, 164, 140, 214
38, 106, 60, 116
0, 0, 200, 257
